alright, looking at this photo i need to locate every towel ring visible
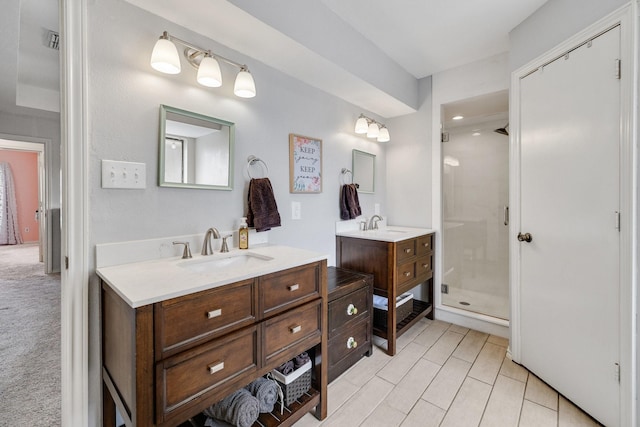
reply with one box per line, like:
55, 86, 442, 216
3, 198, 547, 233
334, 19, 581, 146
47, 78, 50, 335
340, 168, 358, 188
247, 155, 269, 179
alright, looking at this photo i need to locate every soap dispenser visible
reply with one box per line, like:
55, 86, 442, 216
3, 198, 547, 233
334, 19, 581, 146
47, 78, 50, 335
239, 217, 249, 249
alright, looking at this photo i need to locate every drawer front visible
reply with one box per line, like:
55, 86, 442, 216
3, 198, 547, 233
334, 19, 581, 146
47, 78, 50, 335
415, 255, 432, 280
157, 279, 255, 355
395, 239, 417, 263
263, 299, 321, 362
328, 287, 370, 338
416, 234, 433, 256
260, 263, 319, 316
157, 325, 258, 417
328, 318, 370, 370
396, 260, 416, 286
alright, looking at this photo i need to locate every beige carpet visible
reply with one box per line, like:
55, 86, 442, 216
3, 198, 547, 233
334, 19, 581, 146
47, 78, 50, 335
0, 243, 61, 426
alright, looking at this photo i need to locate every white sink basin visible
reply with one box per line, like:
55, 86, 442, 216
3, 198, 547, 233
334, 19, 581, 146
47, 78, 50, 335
369, 228, 406, 234
179, 252, 274, 274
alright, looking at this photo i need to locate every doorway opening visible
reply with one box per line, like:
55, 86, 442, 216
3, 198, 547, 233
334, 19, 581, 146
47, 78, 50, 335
440, 90, 509, 320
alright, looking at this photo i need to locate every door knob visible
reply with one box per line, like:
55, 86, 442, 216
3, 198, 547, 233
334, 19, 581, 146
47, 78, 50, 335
517, 232, 533, 243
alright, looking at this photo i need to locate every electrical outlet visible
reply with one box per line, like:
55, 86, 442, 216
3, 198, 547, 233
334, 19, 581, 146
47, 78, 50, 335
291, 201, 301, 220
102, 160, 146, 189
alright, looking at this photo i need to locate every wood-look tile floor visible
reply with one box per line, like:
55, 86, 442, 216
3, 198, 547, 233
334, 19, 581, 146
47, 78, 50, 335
296, 318, 602, 427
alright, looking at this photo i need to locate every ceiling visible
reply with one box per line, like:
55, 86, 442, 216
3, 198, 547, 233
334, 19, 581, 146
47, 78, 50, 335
4, 0, 547, 118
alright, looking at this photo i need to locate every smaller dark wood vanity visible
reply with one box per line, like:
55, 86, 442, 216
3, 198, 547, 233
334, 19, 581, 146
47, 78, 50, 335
326, 267, 373, 382
336, 230, 435, 356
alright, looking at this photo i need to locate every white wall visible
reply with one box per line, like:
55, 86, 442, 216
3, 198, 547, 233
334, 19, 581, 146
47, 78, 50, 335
86, 0, 389, 420
509, 0, 628, 70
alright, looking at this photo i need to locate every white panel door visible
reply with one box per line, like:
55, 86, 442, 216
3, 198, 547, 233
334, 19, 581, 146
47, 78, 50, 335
518, 27, 620, 426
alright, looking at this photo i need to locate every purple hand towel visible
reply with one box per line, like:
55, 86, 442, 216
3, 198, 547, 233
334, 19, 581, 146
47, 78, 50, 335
247, 178, 281, 232
340, 184, 361, 220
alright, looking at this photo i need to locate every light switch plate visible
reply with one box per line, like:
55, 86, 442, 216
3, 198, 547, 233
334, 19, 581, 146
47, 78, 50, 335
102, 160, 146, 189
291, 201, 301, 220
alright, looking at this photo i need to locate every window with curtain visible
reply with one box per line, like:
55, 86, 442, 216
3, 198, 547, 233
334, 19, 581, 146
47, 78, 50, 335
0, 162, 23, 245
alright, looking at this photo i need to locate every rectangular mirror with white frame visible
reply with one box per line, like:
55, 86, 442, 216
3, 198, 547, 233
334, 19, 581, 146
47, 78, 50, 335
352, 149, 375, 193
159, 105, 235, 190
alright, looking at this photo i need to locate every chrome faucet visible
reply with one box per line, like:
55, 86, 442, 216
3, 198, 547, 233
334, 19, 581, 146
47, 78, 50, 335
201, 227, 221, 255
368, 215, 383, 230
220, 235, 232, 253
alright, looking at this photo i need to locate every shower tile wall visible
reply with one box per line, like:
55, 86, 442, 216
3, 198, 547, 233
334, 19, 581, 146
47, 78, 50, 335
442, 124, 509, 319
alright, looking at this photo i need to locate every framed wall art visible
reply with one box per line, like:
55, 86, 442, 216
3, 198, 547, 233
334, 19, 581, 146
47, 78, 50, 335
289, 133, 322, 193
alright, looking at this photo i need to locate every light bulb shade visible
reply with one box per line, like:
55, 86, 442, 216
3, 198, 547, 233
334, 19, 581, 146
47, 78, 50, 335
197, 56, 222, 87
355, 116, 368, 134
234, 69, 256, 98
367, 122, 380, 138
150, 38, 181, 74
377, 127, 390, 142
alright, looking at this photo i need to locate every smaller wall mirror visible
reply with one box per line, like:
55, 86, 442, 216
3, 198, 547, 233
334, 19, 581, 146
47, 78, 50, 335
159, 105, 234, 190
352, 149, 375, 193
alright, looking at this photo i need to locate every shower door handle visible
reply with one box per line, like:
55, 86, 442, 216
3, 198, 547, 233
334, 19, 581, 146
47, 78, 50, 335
503, 206, 509, 226
517, 232, 533, 243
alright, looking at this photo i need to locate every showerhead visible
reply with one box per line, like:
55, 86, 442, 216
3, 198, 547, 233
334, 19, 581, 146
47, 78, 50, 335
494, 123, 509, 136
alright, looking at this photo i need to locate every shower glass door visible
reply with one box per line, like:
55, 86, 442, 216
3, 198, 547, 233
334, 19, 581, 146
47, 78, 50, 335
441, 93, 509, 320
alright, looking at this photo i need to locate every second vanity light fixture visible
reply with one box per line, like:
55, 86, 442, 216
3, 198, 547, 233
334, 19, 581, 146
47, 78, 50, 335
150, 31, 256, 98
354, 114, 390, 142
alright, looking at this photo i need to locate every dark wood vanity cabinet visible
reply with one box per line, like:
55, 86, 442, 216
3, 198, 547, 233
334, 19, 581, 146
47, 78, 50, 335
101, 260, 328, 427
326, 267, 373, 382
336, 233, 434, 356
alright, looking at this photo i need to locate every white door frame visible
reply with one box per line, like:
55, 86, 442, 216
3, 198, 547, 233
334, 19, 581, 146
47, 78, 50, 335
60, 0, 89, 425
0, 136, 50, 271
509, 4, 637, 426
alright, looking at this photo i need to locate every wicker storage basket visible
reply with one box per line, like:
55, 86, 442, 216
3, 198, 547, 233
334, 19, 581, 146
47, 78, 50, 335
373, 293, 413, 328
271, 360, 312, 406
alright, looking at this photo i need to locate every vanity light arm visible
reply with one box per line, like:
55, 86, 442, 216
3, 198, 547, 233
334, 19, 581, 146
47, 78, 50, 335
163, 31, 249, 71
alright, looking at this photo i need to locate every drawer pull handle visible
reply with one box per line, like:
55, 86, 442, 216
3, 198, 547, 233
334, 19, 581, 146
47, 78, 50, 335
207, 361, 224, 375
423, 243, 429, 248
422, 264, 429, 269
347, 337, 357, 349
347, 303, 358, 316
288, 284, 300, 292
290, 325, 302, 334
207, 309, 222, 319
404, 248, 412, 254
404, 271, 411, 277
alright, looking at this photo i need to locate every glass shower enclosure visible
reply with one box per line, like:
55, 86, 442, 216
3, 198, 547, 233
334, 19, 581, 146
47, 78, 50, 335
441, 92, 509, 320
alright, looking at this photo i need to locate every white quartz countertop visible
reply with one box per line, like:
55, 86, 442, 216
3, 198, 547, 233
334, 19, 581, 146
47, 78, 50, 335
96, 245, 328, 308
335, 226, 435, 242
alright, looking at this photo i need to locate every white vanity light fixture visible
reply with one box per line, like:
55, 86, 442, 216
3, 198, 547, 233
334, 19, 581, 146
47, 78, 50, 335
150, 31, 256, 98
354, 113, 390, 142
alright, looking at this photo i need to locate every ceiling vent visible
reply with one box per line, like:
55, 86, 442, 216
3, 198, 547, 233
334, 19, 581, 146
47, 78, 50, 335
46, 30, 60, 50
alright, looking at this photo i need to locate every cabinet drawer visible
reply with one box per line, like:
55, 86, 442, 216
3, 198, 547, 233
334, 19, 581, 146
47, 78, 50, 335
396, 239, 416, 263
156, 279, 255, 356
328, 318, 370, 371
416, 234, 433, 256
396, 260, 417, 286
260, 263, 320, 317
157, 325, 258, 418
328, 287, 370, 339
416, 255, 432, 280
263, 299, 321, 363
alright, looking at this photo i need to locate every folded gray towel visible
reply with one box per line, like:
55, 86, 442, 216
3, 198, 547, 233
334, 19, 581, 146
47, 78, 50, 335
203, 388, 259, 427
245, 377, 279, 413
277, 360, 294, 375
294, 352, 310, 369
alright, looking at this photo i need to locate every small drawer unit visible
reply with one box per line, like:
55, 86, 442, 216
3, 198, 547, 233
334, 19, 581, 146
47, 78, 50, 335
326, 267, 373, 383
